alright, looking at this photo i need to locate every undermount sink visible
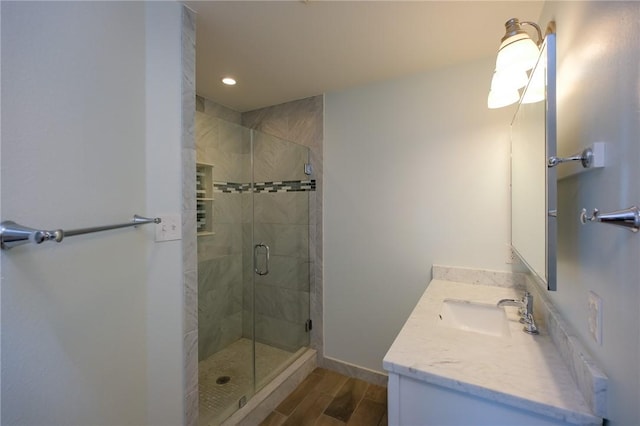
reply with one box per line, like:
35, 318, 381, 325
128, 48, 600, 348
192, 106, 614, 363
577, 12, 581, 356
438, 299, 511, 338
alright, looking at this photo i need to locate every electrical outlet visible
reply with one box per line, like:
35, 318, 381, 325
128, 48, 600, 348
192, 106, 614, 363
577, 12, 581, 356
505, 245, 519, 264
588, 291, 602, 345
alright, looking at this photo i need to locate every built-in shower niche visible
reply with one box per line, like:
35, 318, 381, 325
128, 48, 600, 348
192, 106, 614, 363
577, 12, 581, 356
196, 162, 215, 236
195, 113, 313, 425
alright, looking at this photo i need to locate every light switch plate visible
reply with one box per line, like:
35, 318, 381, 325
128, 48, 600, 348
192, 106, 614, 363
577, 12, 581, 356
155, 214, 182, 242
588, 291, 602, 345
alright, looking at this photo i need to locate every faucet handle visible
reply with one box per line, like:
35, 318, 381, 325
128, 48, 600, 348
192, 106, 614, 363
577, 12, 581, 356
516, 292, 529, 316
515, 292, 533, 323
523, 291, 534, 312
522, 313, 540, 335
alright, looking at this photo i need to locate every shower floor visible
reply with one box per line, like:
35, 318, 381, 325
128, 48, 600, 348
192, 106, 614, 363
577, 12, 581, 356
198, 338, 300, 426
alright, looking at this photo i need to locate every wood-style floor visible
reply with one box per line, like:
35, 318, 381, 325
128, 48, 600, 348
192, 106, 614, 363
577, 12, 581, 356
260, 368, 387, 426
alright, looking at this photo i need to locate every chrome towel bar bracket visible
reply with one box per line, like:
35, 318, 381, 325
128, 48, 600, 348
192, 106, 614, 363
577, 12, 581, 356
549, 143, 606, 180
580, 206, 639, 233
548, 147, 593, 168
0, 215, 161, 250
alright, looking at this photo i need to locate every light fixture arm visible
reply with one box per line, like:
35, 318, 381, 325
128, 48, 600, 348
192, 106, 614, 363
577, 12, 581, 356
521, 21, 543, 46
501, 18, 543, 46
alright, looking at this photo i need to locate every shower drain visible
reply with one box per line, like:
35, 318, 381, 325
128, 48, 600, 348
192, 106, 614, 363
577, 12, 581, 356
216, 376, 231, 385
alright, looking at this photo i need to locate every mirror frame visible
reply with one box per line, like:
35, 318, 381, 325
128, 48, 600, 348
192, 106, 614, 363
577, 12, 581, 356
545, 26, 557, 291
511, 23, 557, 291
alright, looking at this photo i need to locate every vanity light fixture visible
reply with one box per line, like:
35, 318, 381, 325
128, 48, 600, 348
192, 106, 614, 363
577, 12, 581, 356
222, 77, 237, 86
488, 18, 543, 109
496, 18, 542, 73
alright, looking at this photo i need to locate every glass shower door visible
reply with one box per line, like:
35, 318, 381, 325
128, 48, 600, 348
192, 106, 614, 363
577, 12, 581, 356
250, 130, 312, 392
196, 114, 312, 425
197, 117, 255, 426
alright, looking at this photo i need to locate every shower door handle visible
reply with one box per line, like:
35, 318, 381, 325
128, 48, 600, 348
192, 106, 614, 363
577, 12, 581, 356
254, 243, 270, 276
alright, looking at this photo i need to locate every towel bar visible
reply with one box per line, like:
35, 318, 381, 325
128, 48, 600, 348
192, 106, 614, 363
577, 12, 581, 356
0, 215, 161, 250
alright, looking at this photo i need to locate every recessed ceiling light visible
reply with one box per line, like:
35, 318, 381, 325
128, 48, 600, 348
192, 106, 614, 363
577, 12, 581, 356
222, 77, 237, 86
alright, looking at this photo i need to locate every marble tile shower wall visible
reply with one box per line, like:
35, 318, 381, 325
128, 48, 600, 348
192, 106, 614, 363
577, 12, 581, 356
196, 110, 249, 360
196, 96, 242, 124
182, 8, 197, 425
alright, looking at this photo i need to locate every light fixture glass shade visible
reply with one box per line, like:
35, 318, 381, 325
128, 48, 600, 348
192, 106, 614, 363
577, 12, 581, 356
487, 69, 527, 109
495, 33, 540, 73
521, 64, 546, 104
521, 87, 545, 104
490, 69, 528, 92
487, 88, 520, 109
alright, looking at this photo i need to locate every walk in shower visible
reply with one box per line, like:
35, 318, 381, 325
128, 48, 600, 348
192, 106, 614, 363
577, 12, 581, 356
195, 112, 313, 425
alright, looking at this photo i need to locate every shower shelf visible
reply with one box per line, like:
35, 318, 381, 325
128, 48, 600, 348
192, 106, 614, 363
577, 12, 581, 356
196, 162, 215, 237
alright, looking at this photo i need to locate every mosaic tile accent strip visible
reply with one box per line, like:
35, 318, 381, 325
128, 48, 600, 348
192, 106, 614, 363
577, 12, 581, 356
214, 180, 316, 194
214, 182, 251, 193
255, 180, 316, 193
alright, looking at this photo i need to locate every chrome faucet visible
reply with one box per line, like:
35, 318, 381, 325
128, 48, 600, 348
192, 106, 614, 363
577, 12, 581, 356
497, 291, 539, 335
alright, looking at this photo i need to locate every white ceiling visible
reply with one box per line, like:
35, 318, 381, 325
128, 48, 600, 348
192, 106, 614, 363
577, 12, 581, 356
185, 1, 544, 112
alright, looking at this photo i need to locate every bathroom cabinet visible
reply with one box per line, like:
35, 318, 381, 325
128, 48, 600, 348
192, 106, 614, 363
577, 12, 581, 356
196, 162, 215, 236
388, 373, 588, 426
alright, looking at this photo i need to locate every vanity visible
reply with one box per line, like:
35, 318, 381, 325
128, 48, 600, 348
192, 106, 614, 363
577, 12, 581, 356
383, 277, 603, 426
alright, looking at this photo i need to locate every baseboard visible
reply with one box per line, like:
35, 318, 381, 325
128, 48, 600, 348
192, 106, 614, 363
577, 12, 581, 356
319, 355, 388, 387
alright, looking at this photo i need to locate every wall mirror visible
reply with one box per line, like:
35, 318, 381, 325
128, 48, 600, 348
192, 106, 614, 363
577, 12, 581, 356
510, 29, 557, 291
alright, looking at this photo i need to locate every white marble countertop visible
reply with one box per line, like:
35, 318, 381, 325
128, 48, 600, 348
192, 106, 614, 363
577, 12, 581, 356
383, 280, 601, 425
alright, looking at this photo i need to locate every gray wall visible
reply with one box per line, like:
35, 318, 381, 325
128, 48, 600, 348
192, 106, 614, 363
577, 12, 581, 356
539, 2, 640, 424
324, 57, 515, 373
1, 3, 187, 425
